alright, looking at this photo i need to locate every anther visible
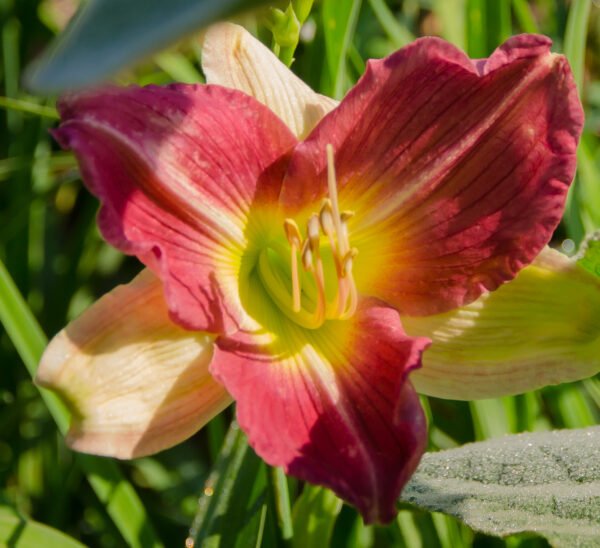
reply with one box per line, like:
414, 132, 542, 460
283, 219, 302, 248
283, 218, 302, 312
341, 248, 358, 277
340, 211, 354, 222
307, 214, 321, 247
301, 240, 313, 271
319, 200, 335, 236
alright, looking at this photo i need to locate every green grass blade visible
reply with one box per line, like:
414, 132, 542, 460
0, 259, 69, 433
154, 52, 204, 84
469, 398, 513, 440
563, 0, 592, 97
554, 385, 598, 428
269, 467, 293, 540
367, 0, 414, 49
564, 0, 596, 244
190, 421, 267, 547
432, 0, 466, 49
77, 455, 164, 548
0, 507, 87, 548
0, 96, 59, 119
511, 0, 540, 33
485, 0, 510, 52
0, 258, 164, 548
322, 0, 362, 99
291, 485, 342, 548
574, 133, 600, 236
465, 0, 487, 57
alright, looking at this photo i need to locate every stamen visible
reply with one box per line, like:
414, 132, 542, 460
341, 248, 358, 277
319, 199, 335, 239
283, 219, 302, 312
326, 144, 349, 257
307, 214, 321, 246
275, 144, 359, 328
301, 239, 312, 271
306, 214, 327, 326
283, 219, 302, 248
341, 278, 358, 320
340, 248, 359, 319
319, 199, 341, 275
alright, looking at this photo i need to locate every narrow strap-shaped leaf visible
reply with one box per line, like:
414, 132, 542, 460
0, 259, 68, 432
563, 0, 592, 97
0, 507, 87, 548
465, 0, 487, 57
291, 485, 342, 548
189, 421, 268, 547
321, 0, 362, 99
564, 0, 595, 244
0, 258, 164, 548
431, 0, 466, 49
0, 96, 59, 118
367, 0, 414, 49
25, 0, 268, 93
269, 467, 293, 540
511, 0, 540, 33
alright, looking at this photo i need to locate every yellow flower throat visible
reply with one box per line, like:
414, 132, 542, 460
258, 145, 358, 329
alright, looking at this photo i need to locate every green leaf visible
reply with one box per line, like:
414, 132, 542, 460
25, 0, 268, 94
563, 0, 592, 98
0, 258, 69, 433
577, 231, 600, 279
465, 0, 487, 57
367, 0, 414, 49
566, 133, 600, 243
189, 421, 268, 547
401, 427, 600, 547
432, 0, 466, 50
291, 485, 342, 548
321, 0, 362, 99
511, 0, 540, 34
0, 506, 87, 548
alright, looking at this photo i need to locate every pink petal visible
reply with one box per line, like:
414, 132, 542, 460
53, 84, 298, 334
211, 297, 430, 523
36, 270, 232, 459
281, 34, 583, 316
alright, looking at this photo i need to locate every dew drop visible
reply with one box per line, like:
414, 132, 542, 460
561, 238, 575, 254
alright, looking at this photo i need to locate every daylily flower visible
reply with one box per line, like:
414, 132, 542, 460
36, 24, 583, 523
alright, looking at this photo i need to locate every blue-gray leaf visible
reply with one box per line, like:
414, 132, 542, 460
25, 0, 266, 94
401, 427, 600, 547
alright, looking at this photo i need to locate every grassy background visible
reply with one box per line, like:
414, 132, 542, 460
1, 0, 599, 546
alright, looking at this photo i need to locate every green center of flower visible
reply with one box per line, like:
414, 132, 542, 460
257, 145, 358, 329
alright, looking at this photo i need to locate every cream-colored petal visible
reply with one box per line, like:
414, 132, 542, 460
201, 22, 338, 139
404, 247, 600, 400
36, 269, 232, 458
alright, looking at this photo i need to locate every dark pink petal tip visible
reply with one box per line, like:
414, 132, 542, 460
211, 298, 430, 524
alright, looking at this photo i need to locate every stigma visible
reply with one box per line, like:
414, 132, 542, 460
282, 144, 358, 329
